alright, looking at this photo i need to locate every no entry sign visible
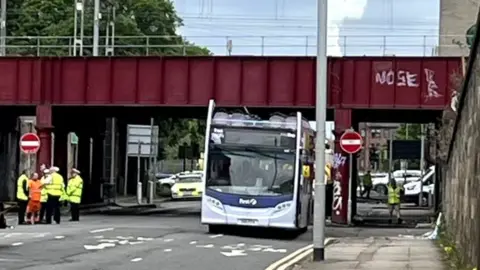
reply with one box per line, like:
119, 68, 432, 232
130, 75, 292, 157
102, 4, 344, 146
339, 130, 363, 154
20, 133, 41, 154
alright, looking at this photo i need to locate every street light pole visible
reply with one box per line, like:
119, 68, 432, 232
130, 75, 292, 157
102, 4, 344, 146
313, 0, 328, 262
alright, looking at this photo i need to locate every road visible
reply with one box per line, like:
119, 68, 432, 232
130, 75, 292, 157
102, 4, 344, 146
0, 214, 309, 270
1, 200, 433, 270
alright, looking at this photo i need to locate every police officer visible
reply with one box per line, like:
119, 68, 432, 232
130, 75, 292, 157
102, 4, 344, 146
361, 170, 373, 199
16, 170, 29, 225
67, 168, 83, 222
44, 166, 65, 224
387, 178, 403, 224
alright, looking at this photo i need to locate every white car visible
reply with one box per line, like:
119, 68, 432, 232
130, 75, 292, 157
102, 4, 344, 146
156, 171, 203, 196
371, 170, 422, 195
403, 166, 435, 206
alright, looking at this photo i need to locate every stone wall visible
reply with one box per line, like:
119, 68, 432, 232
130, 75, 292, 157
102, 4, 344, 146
439, 0, 480, 56
443, 11, 480, 267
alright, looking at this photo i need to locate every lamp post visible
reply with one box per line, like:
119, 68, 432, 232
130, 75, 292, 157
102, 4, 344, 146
313, 0, 328, 262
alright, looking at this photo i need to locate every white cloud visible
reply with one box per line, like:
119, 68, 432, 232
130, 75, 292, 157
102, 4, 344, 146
327, 0, 367, 56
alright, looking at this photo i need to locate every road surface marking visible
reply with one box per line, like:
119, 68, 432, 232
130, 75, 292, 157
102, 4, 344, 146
119, 240, 129, 245
264, 244, 313, 270
54, 236, 65, 239
277, 248, 312, 270
90, 228, 114, 234
248, 247, 262, 251
98, 239, 119, 243
11, 242, 23, 246
130, 258, 143, 262
163, 249, 172, 252
209, 234, 223, 239
220, 250, 247, 257
128, 241, 143, 245
252, 244, 271, 248
164, 238, 174, 242
0, 258, 23, 262
137, 237, 153, 241
262, 248, 287, 253
265, 238, 334, 270
189, 241, 197, 245
93, 235, 104, 239
196, 244, 214, 248
84, 243, 116, 250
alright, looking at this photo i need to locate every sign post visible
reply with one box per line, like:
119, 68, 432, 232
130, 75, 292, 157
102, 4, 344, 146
339, 130, 363, 225
20, 133, 41, 174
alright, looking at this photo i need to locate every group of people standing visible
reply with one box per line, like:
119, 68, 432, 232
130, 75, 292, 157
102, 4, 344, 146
16, 164, 83, 225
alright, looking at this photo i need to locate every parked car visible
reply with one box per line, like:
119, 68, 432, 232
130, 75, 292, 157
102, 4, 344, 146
371, 170, 422, 195
403, 166, 435, 206
156, 170, 203, 197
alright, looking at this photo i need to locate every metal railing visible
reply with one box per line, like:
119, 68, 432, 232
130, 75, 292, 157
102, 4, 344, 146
0, 34, 471, 57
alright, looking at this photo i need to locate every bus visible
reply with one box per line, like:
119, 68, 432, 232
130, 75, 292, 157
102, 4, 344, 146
201, 100, 315, 233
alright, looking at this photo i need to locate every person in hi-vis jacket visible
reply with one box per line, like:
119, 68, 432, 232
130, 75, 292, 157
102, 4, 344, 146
66, 168, 83, 222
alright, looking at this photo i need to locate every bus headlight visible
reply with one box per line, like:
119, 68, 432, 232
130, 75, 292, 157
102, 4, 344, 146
206, 196, 224, 211
273, 201, 292, 214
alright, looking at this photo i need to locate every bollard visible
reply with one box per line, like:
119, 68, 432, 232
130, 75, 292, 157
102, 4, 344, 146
147, 181, 154, 204
137, 182, 143, 204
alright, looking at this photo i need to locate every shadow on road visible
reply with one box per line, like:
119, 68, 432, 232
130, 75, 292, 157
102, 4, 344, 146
211, 225, 305, 240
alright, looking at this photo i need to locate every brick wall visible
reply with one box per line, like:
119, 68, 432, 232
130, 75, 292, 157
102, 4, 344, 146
443, 13, 480, 266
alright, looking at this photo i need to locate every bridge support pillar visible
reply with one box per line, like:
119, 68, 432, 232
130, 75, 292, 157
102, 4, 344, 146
36, 105, 53, 170
332, 109, 353, 225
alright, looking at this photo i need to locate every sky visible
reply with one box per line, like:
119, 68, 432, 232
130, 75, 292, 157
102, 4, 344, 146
172, 0, 439, 138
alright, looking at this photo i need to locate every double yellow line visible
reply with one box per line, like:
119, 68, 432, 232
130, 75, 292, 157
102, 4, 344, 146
265, 238, 334, 270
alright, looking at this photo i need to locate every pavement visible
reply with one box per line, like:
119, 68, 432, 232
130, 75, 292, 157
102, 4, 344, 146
296, 237, 445, 270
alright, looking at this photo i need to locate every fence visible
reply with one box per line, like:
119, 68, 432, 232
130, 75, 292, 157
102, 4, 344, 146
0, 34, 472, 57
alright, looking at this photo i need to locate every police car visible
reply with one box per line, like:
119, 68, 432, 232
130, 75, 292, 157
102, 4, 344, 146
170, 173, 203, 200
156, 171, 202, 197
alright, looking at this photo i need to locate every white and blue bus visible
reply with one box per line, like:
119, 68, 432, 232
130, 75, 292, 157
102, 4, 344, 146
201, 100, 315, 233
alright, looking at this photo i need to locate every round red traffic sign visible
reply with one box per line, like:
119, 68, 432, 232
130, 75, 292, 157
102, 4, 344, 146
339, 131, 363, 154
20, 133, 41, 154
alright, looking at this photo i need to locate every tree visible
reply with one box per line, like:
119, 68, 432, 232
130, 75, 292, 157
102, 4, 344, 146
395, 124, 422, 140
7, 0, 210, 56
6, 0, 208, 160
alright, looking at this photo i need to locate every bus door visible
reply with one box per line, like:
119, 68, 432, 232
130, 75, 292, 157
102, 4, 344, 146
296, 162, 312, 229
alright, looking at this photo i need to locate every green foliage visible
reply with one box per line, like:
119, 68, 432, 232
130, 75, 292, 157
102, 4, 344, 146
395, 124, 422, 140
6, 0, 208, 160
466, 24, 477, 49
157, 118, 206, 160
6, 0, 210, 56
438, 217, 476, 270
